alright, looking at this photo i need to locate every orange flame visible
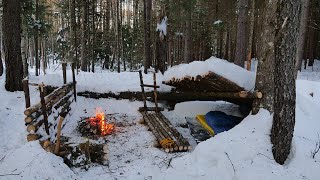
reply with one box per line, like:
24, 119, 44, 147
87, 108, 114, 136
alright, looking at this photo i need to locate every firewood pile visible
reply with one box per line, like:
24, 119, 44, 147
163, 72, 246, 92
23, 81, 76, 142
141, 112, 191, 153
40, 138, 108, 168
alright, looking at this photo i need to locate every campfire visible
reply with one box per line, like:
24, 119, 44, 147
78, 108, 115, 138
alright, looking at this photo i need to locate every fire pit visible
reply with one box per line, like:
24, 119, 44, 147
78, 108, 115, 139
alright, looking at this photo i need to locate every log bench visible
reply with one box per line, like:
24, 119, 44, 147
139, 70, 191, 153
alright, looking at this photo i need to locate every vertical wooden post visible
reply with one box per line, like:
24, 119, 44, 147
153, 72, 159, 112
54, 115, 65, 155
71, 63, 77, 102
39, 83, 49, 135
22, 79, 30, 108
139, 71, 147, 110
62, 62, 67, 84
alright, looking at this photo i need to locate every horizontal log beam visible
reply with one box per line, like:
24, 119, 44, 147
77, 91, 259, 105
24, 82, 74, 116
141, 84, 160, 88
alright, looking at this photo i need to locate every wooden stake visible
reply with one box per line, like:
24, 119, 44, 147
39, 83, 49, 135
153, 72, 159, 112
71, 63, 77, 102
139, 71, 148, 110
54, 116, 65, 155
62, 62, 67, 84
22, 79, 30, 108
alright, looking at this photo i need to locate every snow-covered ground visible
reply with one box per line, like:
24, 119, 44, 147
0, 59, 320, 180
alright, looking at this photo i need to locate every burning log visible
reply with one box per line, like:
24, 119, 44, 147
24, 82, 74, 116
77, 110, 114, 138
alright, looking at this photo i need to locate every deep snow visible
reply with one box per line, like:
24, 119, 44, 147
0, 59, 319, 180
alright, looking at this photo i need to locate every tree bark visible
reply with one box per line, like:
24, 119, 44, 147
252, 0, 277, 114
35, 0, 40, 76
81, 0, 88, 71
271, 0, 300, 165
234, 0, 249, 67
295, 0, 310, 73
3, 0, 23, 91
143, 0, 152, 73
0, 55, 3, 76
184, 5, 192, 63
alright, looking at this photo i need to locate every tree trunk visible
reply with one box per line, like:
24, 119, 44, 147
252, 0, 277, 114
0, 54, 3, 76
143, 0, 152, 73
70, 0, 77, 64
21, 32, 28, 78
246, 0, 255, 70
234, 0, 249, 67
3, 0, 23, 91
295, 0, 310, 73
81, 0, 88, 71
271, 0, 300, 165
156, 16, 167, 74
35, 0, 40, 76
307, 21, 315, 67
184, 5, 192, 63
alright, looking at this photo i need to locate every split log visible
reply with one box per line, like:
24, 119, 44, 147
24, 82, 74, 116
27, 134, 39, 141
54, 116, 65, 154
26, 120, 44, 133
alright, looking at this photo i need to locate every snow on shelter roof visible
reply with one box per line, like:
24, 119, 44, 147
163, 57, 256, 91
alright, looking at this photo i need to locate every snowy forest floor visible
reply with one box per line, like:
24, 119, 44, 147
0, 59, 320, 180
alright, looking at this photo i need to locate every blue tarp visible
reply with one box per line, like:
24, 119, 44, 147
205, 111, 243, 134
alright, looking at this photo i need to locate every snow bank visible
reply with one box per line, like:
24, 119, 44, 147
30, 71, 173, 94
160, 80, 320, 180
0, 141, 75, 180
163, 57, 256, 91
